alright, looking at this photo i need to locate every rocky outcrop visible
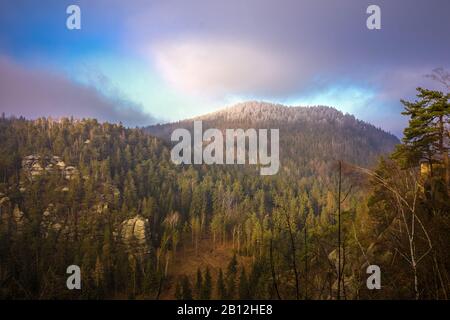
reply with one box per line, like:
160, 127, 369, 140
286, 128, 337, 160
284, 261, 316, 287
12, 205, 26, 235
22, 155, 78, 181
119, 215, 151, 258
0, 193, 11, 227
40, 204, 64, 237
0, 197, 27, 235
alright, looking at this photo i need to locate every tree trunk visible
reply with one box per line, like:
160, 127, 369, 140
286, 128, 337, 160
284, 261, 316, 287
269, 237, 281, 300
285, 212, 300, 300
304, 221, 308, 299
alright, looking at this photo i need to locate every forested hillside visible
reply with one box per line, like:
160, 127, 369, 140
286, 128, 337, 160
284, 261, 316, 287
147, 102, 398, 168
0, 95, 448, 300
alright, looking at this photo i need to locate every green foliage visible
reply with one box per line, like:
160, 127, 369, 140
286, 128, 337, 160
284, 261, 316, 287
195, 267, 203, 299
0, 92, 446, 301
216, 269, 226, 300
181, 275, 193, 300
393, 87, 450, 171
238, 267, 250, 299
200, 267, 212, 300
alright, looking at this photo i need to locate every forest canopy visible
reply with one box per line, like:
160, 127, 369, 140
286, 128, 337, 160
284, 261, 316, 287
0, 89, 448, 299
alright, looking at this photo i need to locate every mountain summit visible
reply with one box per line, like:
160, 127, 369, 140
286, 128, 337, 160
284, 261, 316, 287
146, 101, 399, 168
196, 101, 357, 123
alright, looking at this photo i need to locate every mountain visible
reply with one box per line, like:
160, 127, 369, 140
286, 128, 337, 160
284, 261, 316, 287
0, 105, 401, 300
147, 101, 399, 169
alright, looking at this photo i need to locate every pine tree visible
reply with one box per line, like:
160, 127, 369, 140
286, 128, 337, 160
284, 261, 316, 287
238, 267, 250, 299
227, 253, 238, 275
226, 254, 238, 299
200, 267, 212, 300
195, 267, 203, 298
181, 275, 193, 300
393, 87, 450, 183
94, 256, 105, 298
217, 269, 226, 299
175, 278, 183, 300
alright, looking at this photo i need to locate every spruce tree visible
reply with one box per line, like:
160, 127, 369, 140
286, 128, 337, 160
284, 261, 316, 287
238, 267, 250, 299
175, 278, 183, 300
226, 254, 238, 299
217, 268, 226, 299
181, 275, 193, 300
195, 267, 203, 299
201, 267, 212, 300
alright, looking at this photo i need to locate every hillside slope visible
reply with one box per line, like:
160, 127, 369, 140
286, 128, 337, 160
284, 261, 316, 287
147, 101, 399, 169
0, 108, 398, 299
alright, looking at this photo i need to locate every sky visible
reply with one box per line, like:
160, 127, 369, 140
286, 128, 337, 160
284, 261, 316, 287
0, 0, 449, 136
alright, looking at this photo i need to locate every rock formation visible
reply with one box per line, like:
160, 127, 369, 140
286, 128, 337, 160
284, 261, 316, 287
119, 215, 152, 259
21, 155, 78, 181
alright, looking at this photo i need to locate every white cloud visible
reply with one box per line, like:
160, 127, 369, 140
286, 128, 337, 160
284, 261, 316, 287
150, 38, 303, 98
